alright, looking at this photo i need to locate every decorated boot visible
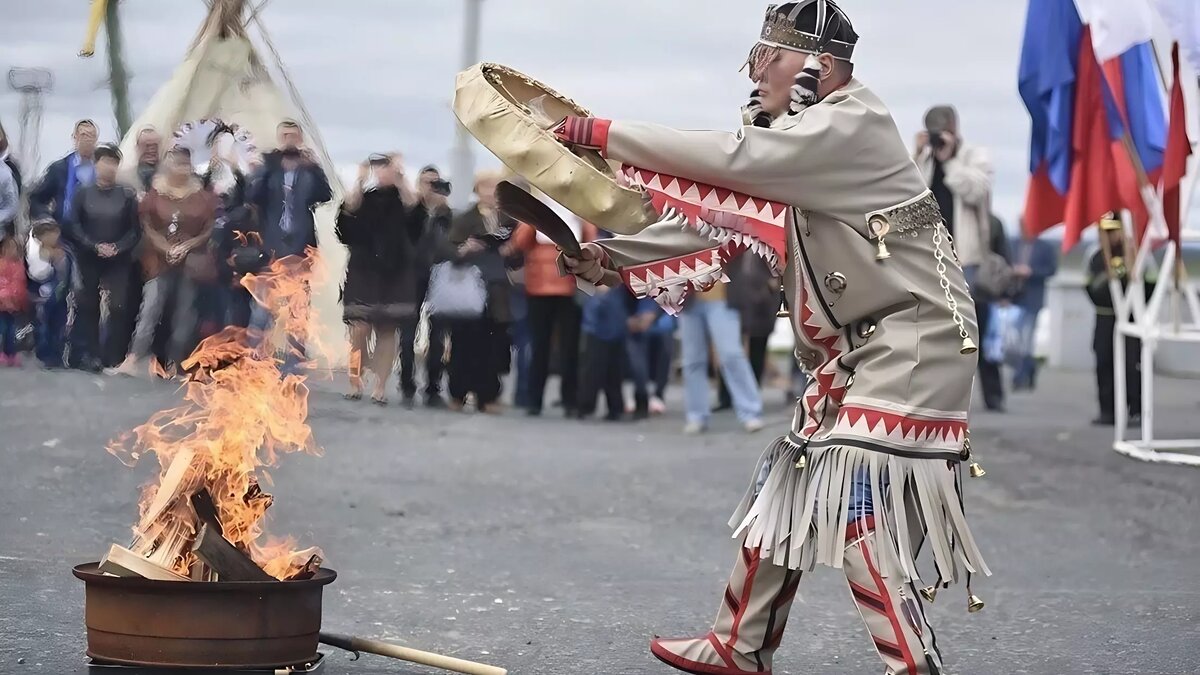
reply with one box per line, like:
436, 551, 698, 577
842, 519, 944, 675
650, 545, 801, 675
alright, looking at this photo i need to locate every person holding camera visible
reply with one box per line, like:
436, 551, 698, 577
914, 105, 1005, 411
336, 153, 419, 404
397, 165, 454, 409
245, 120, 333, 372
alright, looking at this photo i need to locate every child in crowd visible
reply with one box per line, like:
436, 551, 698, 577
27, 219, 74, 368
626, 297, 676, 419
577, 283, 640, 421
0, 234, 29, 365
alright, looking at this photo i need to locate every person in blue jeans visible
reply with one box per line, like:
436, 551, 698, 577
677, 284, 763, 434
626, 297, 675, 418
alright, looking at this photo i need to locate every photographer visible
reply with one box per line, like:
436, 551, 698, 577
336, 153, 418, 404
395, 165, 454, 408
245, 120, 332, 372
914, 104, 1003, 411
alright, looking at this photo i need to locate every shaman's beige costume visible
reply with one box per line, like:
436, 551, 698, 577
456, 1, 992, 672
548, 3, 992, 675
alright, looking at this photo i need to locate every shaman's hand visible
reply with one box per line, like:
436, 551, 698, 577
561, 242, 620, 286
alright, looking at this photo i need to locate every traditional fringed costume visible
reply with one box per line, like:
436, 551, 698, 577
555, 3, 990, 673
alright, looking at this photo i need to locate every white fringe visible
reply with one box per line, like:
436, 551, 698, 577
729, 437, 990, 585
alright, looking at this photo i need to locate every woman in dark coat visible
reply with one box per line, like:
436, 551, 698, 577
440, 170, 521, 412
336, 156, 419, 404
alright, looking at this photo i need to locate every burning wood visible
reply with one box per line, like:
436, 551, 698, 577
101, 253, 327, 583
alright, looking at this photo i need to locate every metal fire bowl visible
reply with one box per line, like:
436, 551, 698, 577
73, 563, 336, 669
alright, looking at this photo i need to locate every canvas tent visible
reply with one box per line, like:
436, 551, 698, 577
117, 0, 348, 364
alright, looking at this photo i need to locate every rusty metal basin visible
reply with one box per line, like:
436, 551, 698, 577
73, 562, 336, 669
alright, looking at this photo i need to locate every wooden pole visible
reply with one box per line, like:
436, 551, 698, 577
105, 0, 132, 138
319, 633, 507, 675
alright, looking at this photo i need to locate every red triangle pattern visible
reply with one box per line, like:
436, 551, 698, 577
837, 405, 966, 444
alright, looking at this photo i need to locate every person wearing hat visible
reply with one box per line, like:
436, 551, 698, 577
556, 2, 988, 673
63, 143, 141, 371
1086, 215, 1154, 426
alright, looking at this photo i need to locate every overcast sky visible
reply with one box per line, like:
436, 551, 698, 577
1, 1, 1031, 223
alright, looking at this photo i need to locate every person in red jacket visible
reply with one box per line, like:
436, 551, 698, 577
0, 234, 30, 366
511, 204, 597, 417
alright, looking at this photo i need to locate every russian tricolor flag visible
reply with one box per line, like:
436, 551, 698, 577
1019, 0, 1168, 250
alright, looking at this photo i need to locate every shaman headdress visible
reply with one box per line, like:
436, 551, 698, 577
743, 1, 859, 123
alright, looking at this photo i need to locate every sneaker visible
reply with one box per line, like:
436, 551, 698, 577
683, 420, 705, 435
424, 395, 447, 409
648, 396, 666, 415
744, 418, 766, 433
0, 355, 11, 367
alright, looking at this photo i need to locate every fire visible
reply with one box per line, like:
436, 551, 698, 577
107, 251, 326, 580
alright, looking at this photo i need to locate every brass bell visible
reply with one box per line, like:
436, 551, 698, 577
795, 455, 807, 470
967, 592, 985, 613
875, 238, 891, 261
960, 336, 978, 355
969, 461, 986, 478
919, 586, 938, 603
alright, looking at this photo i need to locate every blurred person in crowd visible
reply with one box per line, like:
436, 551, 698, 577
1087, 215, 1154, 426
915, 104, 1003, 410
511, 200, 595, 418
134, 127, 163, 194
0, 119, 22, 198
198, 128, 255, 336
717, 254, 780, 410
114, 147, 217, 375
676, 282, 765, 434
336, 153, 420, 405
976, 213, 1012, 410
63, 144, 140, 371
1009, 228, 1058, 391
399, 165, 454, 408
30, 119, 98, 223
245, 120, 332, 373
26, 219, 73, 369
0, 234, 28, 365
442, 170, 520, 413
626, 298, 675, 417
0, 120, 19, 236
577, 282, 639, 421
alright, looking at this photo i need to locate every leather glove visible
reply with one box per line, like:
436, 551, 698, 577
552, 116, 611, 155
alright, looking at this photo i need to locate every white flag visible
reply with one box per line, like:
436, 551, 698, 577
1153, 0, 1200, 72
1074, 0, 1157, 61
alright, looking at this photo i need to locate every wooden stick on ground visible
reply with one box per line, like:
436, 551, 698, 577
319, 632, 507, 675
191, 524, 273, 582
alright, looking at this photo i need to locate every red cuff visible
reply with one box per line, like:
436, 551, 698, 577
591, 118, 612, 158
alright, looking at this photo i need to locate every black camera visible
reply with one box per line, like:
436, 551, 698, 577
430, 179, 452, 196
927, 129, 946, 151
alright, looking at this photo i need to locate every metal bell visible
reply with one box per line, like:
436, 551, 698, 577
960, 336, 978, 355
967, 592, 985, 613
794, 455, 807, 470
919, 586, 938, 603
875, 238, 891, 261
969, 461, 986, 478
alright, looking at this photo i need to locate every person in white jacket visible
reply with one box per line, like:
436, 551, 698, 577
914, 105, 1005, 410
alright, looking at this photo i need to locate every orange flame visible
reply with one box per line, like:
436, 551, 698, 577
107, 251, 328, 579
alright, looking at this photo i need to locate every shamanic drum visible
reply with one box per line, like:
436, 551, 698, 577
453, 62, 657, 235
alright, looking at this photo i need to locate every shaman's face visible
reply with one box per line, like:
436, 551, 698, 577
757, 50, 835, 117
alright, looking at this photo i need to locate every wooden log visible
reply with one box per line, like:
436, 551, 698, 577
190, 524, 273, 582
286, 554, 323, 580
190, 488, 223, 536
99, 543, 191, 582
137, 448, 198, 534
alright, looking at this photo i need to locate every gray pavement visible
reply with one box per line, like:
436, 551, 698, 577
0, 363, 1198, 675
